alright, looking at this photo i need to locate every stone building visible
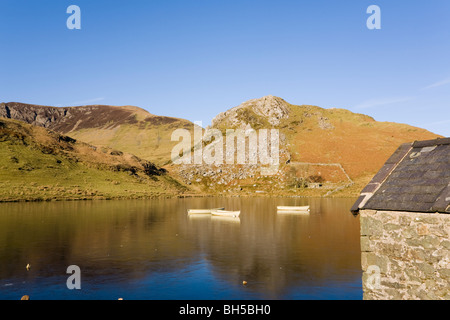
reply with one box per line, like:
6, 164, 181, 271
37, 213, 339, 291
351, 137, 450, 300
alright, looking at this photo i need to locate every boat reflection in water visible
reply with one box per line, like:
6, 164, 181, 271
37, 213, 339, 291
211, 216, 241, 223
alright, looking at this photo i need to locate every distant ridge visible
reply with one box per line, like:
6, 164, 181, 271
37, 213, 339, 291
1, 102, 155, 132
0, 102, 195, 166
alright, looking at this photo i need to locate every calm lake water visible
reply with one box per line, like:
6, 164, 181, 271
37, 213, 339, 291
0, 197, 362, 300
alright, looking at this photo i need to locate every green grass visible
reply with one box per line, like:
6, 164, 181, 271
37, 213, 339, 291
68, 120, 195, 167
0, 131, 187, 202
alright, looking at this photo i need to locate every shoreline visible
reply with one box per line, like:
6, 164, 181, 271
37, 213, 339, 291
0, 190, 360, 203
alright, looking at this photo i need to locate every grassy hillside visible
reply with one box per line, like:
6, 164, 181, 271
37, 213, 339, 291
0, 102, 196, 166
0, 118, 188, 202
68, 117, 194, 166
202, 96, 442, 197
282, 104, 441, 179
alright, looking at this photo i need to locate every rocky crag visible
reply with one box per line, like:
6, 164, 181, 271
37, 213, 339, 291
168, 95, 441, 196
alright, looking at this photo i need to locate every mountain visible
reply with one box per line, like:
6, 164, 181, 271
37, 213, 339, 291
212, 95, 291, 129
212, 95, 442, 176
0, 97, 442, 197
0, 118, 187, 202
0, 102, 195, 166
170, 95, 442, 196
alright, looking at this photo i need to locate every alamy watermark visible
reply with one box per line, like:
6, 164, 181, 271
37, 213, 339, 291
367, 5, 381, 30
67, 5, 81, 30
66, 265, 81, 290
366, 265, 381, 290
65, 5, 381, 31
171, 122, 280, 172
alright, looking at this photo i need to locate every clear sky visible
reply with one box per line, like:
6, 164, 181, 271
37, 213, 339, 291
1, 0, 449, 136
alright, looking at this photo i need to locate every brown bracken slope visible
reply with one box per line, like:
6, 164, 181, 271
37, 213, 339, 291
207, 96, 442, 196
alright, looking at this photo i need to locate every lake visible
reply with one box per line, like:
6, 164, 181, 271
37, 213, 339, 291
0, 197, 362, 300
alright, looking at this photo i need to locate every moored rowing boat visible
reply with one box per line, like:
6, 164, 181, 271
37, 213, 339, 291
187, 207, 225, 214
211, 210, 241, 218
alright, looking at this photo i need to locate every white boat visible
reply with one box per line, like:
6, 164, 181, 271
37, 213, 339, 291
211, 210, 241, 218
187, 207, 225, 214
277, 206, 310, 212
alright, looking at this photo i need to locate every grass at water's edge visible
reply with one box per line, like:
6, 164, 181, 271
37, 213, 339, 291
0, 181, 364, 203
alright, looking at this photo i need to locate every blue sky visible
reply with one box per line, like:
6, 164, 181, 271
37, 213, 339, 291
1, 0, 449, 136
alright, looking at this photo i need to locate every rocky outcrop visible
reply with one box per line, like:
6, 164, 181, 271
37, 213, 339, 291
0, 102, 65, 128
168, 96, 295, 193
211, 95, 290, 129
0, 102, 150, 133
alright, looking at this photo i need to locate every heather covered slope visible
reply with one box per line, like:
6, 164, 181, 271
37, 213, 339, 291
0, 118, 188, 202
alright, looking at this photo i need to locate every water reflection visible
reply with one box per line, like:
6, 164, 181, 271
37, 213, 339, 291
0, 198, 361, 300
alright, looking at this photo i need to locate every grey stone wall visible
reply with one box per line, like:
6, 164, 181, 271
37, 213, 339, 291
360, 209, 450, 300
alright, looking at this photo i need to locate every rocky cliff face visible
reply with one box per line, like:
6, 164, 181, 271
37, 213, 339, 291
0, 102, 148, 133
211, 95, 291, 129
171, 96, 293, 194
0, 102, 66, 128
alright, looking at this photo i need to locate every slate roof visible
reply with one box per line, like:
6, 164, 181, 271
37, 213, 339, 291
351, 137, 450, 215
